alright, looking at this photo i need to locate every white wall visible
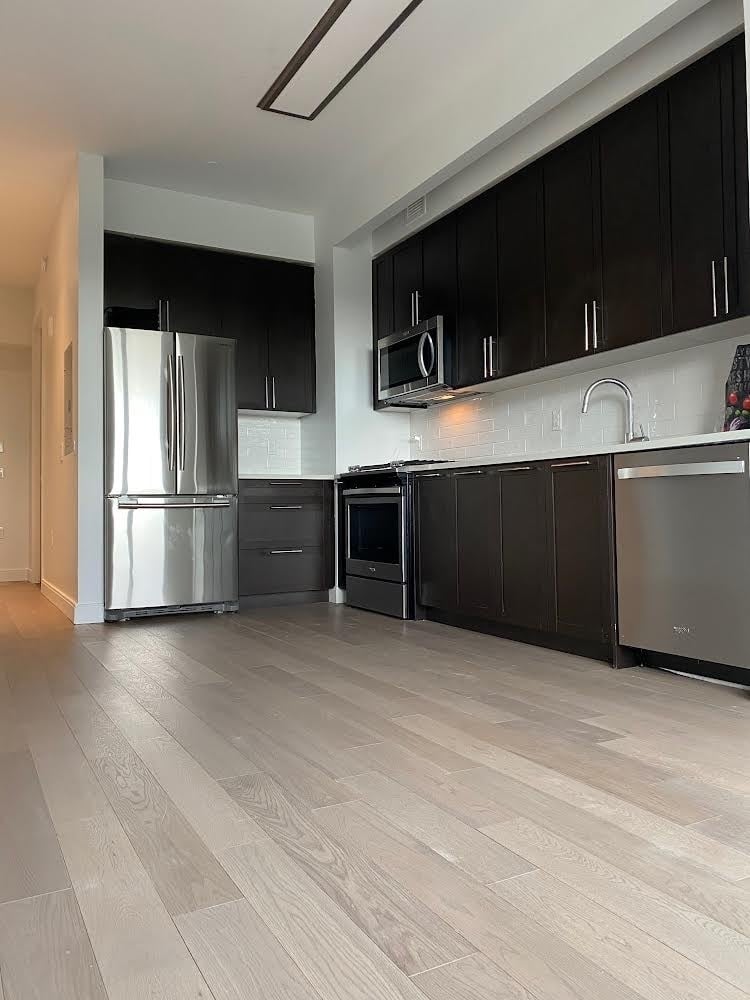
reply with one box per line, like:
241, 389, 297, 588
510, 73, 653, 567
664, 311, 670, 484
34, 154, 104, 622
0, 287, 33, 581
410, 326, 750, 461
104, 179, 315, 263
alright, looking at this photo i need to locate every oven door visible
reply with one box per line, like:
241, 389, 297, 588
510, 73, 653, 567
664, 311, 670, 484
344, 488, 405, 584
377, 317, 444, 403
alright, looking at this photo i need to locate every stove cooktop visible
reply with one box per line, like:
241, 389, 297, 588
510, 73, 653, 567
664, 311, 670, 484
346, 459, 450, 472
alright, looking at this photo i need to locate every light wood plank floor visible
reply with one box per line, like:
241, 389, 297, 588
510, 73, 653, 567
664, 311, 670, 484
1, 581, 749, 1000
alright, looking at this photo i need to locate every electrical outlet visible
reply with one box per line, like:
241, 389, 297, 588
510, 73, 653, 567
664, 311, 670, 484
0, 467, 5, 479
0, 527, 4, 539
551, 408, 563, 432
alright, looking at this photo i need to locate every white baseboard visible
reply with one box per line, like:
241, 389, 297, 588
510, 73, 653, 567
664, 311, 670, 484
40, 578, 76, 621
73, 601, 105, 625
0, 568, 33, 583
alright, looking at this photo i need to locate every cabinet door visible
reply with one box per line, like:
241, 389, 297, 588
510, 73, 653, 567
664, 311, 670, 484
666, 47, 730, 333
497, 166, 545, 376
598, 92, 665, 349
267, 262, 316, 413
549, 457, 612, 642
456, 191, 498, 387
422, 214, 457, 336
104, 233, 166, 326
374, 254, 395, 340
416, 474, 457, 610
222, 256, 271, 411
392, 237, 423, 332
544, 134, 601, 364
162, 243, 223, 335
456, 471, 500, 619
732, 35, 750, 317
498, 465, 551, 631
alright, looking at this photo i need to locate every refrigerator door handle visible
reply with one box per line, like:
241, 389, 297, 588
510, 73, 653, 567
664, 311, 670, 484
177, 353, 186, 471
166, 354, 176, 471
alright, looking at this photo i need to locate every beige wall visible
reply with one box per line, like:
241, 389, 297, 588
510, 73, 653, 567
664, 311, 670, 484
0, 287, 33, 580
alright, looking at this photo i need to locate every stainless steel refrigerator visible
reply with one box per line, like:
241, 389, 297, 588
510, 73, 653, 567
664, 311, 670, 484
104, 327, 238, 620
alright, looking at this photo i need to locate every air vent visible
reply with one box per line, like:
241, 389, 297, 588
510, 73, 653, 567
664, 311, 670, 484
405, 195, 427, 225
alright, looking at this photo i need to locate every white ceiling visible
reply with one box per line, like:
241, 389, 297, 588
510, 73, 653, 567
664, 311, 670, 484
0, 0, 714, 287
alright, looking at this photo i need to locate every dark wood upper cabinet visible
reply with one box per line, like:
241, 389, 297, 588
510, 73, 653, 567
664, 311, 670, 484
498, 464, 551, 631
666, 46, 733, 333
103, 234, 316, 414
598, 92, 666, 349
497, 165, 546, 375
456, 191, 498, 387
549, 457, 613, 643
422, 214, 458, 335
393, 237, 423, 331
267, 263, 316, 413
543, 133, 601, 365
456, 470, 501, 619
416, 473, 457, 611
374, 254, 394, 342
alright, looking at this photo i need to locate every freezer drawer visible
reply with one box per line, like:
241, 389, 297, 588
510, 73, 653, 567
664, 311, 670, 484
105, 496, 238, 616
614, 443, 750, 667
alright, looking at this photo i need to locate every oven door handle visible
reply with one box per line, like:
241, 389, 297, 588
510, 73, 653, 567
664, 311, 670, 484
342, 487, 402, 496
417, 331, 435, 378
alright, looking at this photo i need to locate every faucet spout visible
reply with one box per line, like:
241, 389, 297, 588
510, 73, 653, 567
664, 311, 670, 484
581, 378, 648, 444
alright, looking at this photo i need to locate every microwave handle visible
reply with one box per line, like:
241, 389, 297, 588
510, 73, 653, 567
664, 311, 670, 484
417, 331, 435, 378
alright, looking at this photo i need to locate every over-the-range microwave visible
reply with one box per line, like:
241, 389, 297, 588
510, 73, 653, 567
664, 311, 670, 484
377, 315, 468, 407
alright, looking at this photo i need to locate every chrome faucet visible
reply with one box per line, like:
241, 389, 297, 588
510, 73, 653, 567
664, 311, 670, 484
581, 378, 649, 444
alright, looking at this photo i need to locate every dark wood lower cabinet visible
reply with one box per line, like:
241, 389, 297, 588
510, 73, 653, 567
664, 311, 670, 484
456, 470, 500, 619
549, 456, 613, 643
238, 480, 333, 600
416, 474, 457, 611
416, 456, 616, 662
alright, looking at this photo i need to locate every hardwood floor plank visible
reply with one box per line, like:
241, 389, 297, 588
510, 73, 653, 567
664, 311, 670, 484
412, 952, 535, 1000
92, 745, 243, 915
481, 816, 750, 993
175, 897, 324, 1000
220, 838, 428, 1000
56, 809, 212, 1000
340, 770, 532, 883
493, 870, 749, 1000
0, 889, 107, 1000
315, 799, 643, 1000
222, 771, 474, 974
0, 750, 70, 904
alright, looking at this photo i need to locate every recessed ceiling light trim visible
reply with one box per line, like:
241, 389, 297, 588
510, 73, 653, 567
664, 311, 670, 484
258, 0, 425, 121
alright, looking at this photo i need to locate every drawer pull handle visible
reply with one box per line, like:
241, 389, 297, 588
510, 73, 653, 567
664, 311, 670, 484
551, 460, 592, 468
270, 548, 303, 555
501, 465, 532, 472
455, 470, 483, 476
269, 505, 303, 510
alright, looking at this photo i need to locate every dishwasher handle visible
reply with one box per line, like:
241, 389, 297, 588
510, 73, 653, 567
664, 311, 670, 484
617, 459, 746, 480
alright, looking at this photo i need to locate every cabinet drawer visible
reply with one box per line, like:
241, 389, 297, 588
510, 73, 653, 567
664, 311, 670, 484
239, 546, 329, 596
239, 479, 328, 502
239, 502, 326, 547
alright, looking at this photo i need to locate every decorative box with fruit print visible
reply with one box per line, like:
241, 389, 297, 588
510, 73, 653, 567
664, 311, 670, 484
724, 345, 750, 431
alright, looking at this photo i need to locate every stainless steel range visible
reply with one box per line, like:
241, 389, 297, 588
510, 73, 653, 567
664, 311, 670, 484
339, 460, 450, 619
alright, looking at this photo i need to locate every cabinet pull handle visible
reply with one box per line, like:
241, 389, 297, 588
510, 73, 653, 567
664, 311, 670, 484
488, 335, 495, 376
410, 292, 415, 327
269, 504, 303, 510
482, 337, 488, 379
158, 299, 163, 332
551, 460, 592, 468
724, 255, 730, 315
501, 465, 532, 472
584, 301, 590, 352
455, 469, 483, 476
270, 548, 303, 555
414, 290, 421, 325
272, 376, 277, 409
711, 260, 717, 318
418, 473, 442, 478
592, 300, 598, 350
265, 375, 269, 409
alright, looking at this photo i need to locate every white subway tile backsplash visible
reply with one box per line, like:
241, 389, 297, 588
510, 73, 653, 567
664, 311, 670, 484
410, 330, 750, 460
237, 413, 302, 476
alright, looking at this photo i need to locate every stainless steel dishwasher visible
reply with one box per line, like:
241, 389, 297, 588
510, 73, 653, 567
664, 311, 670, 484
614, 442, 750, 668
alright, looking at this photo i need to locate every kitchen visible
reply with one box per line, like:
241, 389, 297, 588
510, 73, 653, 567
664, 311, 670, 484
2, 4, 750, 999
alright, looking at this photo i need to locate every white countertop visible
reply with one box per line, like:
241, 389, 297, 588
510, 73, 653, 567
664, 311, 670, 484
390, 429, 750, 474
239, 473, 334, 480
